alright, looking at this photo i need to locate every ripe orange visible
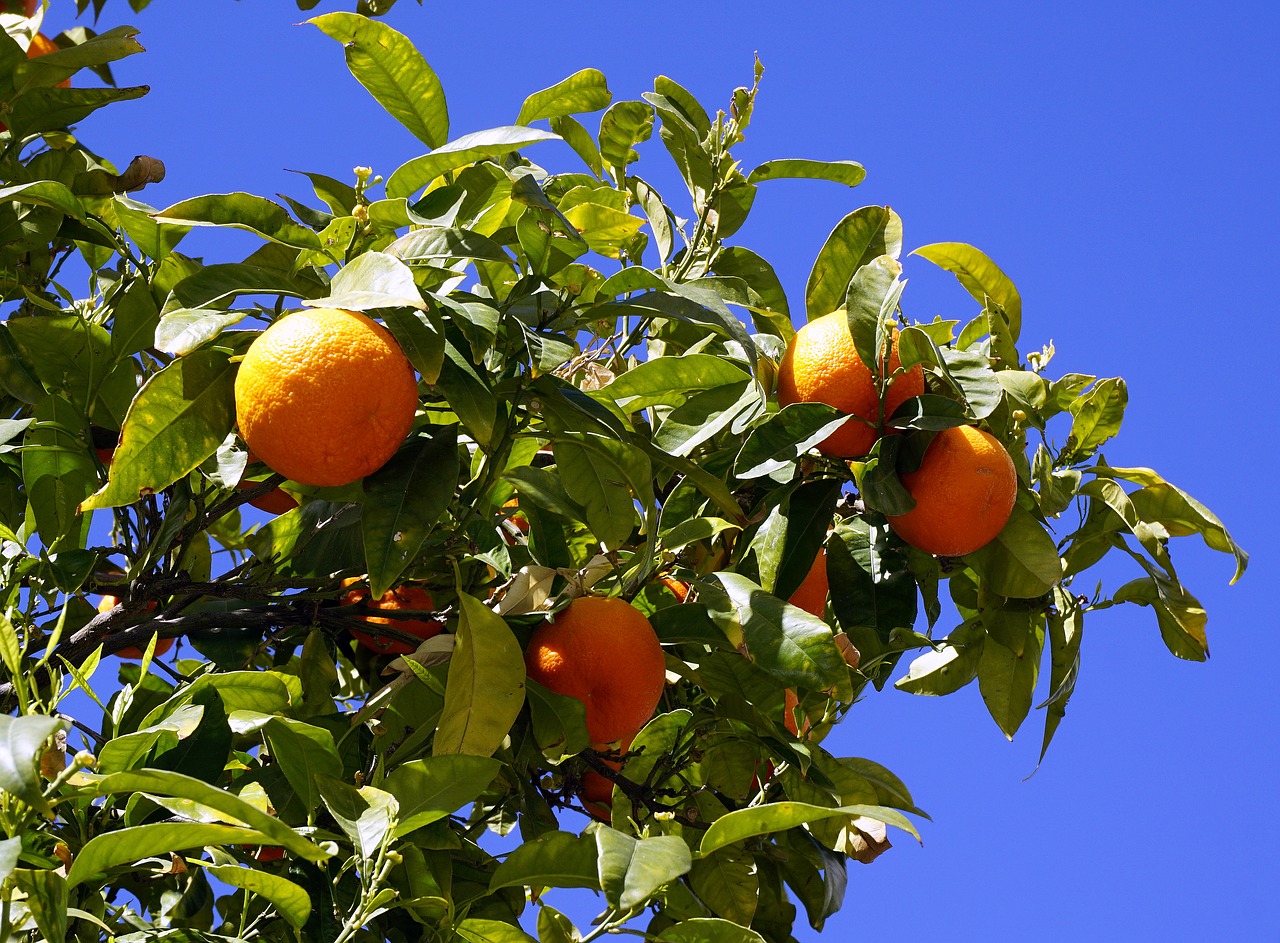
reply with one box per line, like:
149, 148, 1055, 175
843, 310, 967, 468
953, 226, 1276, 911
98, 595, 171, 658
238, 450, 299, 514
659, 577, 691, 603
787, 548, 828, 618
234, 308, 418, 488
776, 312, 924, 458
886, 425, 1017, 556
783, 687, 811, 738
340, 579, 443, 656
524, 596, 666, 747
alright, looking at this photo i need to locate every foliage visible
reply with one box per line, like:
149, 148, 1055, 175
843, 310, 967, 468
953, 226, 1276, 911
0, 2, 1245, 941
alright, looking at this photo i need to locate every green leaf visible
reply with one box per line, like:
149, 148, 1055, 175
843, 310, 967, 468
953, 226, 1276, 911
0, 836, 20, 885
1113, 476, 1247, 584
843, 255, 901, 370
712, 246, 792, 338
0, 179, 85, 220
66, 823, 277, 888
489, 830, 600, 892
263, 717, 344, 813
806, 206, 901, 320
658, 918, 767, 943
700, 802, 918, 857
455, 918, 538, 943
710, 573, 851, 699
912, 242, 1023, 342
194, 863, 311, 928
517, 68, 610, 124
602, 353, 749, 412
735, 403, 848, 480
154, 193, 322, 250
1066, 378, 1127, 462
1113, 574, 1209, 661
599, 100, 654, 173
0, 714, 64, 815
386, 126, 560, 200
381, 306, 446, 385
6, 315, 136, 427
629, 176, 673, 263
314, 775, 398, 860
383, 754, 500, 837
153, 309, 245, 356
551, 114, 604, 178
2, 84, 148, 139
1037, 588, 1084, 763
434, 593, 526, 757
303, 251, 425, 311
12, 25, 143, 91
976, 618, 1044, 739
965, 504, 1062, 599
562, 201, 645, 258
9, 868, 67, 943
307, 13, 448, 148
597, 830, 693, 913
22, 395, 97, 550
385, 225, 509, 263
80, 349, 236, 510
938, 348, 1001, 420
688, 851, 758, 928
363, 426, 459, 597
96, 704, 205, 774
748, 159, 866, 188
551, 435, 650, 550
525, 677, 589, 760
436, 336, 497, 447
895, 621, 984, 696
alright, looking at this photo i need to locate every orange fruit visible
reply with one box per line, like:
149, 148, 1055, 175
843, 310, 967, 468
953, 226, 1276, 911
776, 312, 924, 458
26, 34, 70, 87
238, 450, 299, 514
524, 596, 666, 747
886, 425, 1017, 557
340, 579, 443, 656
787, 548, 828, 618
659, 577, 691, 603
234, 308, 418, 487
98, 595, 170, 658
783, 687, 811, 738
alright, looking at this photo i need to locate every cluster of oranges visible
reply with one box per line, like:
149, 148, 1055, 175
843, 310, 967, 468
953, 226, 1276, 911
776, 310, 1017, 557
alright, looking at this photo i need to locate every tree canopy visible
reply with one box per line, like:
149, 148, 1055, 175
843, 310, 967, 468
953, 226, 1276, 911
0, 2, 1246, 941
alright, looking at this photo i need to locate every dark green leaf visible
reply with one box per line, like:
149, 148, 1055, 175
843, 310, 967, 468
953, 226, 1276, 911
489, 830, 600, 892
524, 678, 589, 760
22, 396, 97, 550
596, 829, 692, 913
735, 403, 847, 480
263, 718, 343, 813
976, 618, 1044, 739
66, 823, 276, 888
700, 802, 918, 856
363, 425, 459, 597
384, 755, 500, 836
154, 193, 322, 250
385, 225, 508, 263
965, 504, 1061, 599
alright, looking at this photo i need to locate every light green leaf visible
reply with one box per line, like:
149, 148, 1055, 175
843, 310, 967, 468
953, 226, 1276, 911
22, 395, 97, 550
384, 754, 500, 837
912, 242, 1023, 341
1067, 378, 1127, 462
386, 126, 560, 200
597, 830, 693, 913
688, 851, 758, 928
315, 775, 398, 860
895, 621, 985, 696
489, 830, 600, 892
80, 349, 236, 510
0, 714, 64, 815
92, 767, 327, 854
0, 180, 85, 220
66, 823, 275, 888
748, 159, 866, 188
552, 435, 650, 550
551, 114, 604, 177
263, 717, 344, 814
699, 801, 918, 857
153, 193, 322, 249
599, 100, 653, 172
385, 226, 508, 263
455, 918, 538, 943
9, 868, 67, 943
658, 918, 767, 943
307, 13, 448, 148
602, 354, 750, 411
434, 593, 526, 757
153, 308, 246, 356
517, 68, 610, 125
806, 206, 901, 319
303, 251, 425, 311
195, 863, 311, 928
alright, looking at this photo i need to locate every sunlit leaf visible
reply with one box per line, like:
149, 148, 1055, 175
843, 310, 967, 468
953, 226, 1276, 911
434, 594, 526, 757
517, 68, 610, 125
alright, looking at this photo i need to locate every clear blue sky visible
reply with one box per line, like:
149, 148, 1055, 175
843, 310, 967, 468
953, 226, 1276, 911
60, 0, 1279, 939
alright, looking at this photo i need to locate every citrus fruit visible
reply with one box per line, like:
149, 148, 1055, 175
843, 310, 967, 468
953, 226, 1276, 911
98, 595, 170, 659
524, 596, 666, 747
776, 312, 924, 458
579, 742, 628, 822
659, 577, 691, 603
787, 548, 828, 618
234, 308, 418, 488
340, 579, 443, 656
783, 687, 811, 738
886, 425, 1017, 556
238, 450, 300, 514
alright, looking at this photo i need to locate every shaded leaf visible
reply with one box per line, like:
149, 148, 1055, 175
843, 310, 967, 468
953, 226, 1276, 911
384, 755, 501, 837
154, 193, 322, 250
700, 802, 918, 856
434, 594, 526, 757
489, 830, 600, 892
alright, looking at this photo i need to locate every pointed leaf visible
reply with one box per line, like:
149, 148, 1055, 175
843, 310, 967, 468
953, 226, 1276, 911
912, 242, 1023, 341
806, 206, 901, 319
303, 251, 426, 311
195, 863, 311, 928
66, 823, 276, 888
699, 802, 918, 856
0, 715, 64, 815
384, 755, 500, 837
386, 126, 560, 200
749, 159, 866, 188
307, 13, 448, 148
489, 830, 600, 892
154, 193, 322, 249
517, 68, 610, 124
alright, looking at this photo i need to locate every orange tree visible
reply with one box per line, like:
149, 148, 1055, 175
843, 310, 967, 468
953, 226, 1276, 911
0, 2, 1247, 941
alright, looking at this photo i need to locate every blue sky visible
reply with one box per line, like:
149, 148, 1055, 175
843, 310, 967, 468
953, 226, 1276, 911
57, 0, 1279, 939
